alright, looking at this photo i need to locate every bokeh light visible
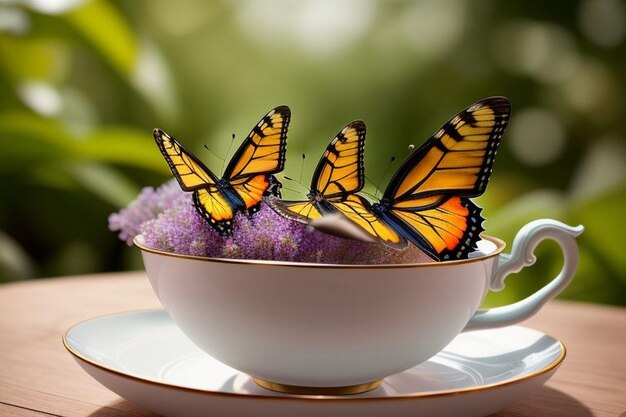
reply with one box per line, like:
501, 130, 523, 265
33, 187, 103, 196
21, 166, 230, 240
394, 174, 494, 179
508, 108, 566, 166
560, 58, 619, 121
570, 137, 626, 201
493, 20, 579, 84
399, 0, 466, 59
578, 0, 626, 47
233, 0, 376, 56
0, 5, 30, 34
17, 82, 62, 116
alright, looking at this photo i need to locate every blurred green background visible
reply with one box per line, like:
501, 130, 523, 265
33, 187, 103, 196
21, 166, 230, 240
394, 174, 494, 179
0, 0, 624, 306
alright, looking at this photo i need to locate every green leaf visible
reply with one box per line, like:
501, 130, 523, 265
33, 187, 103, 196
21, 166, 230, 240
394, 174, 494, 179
569, 185, 626, 279
77, 127, 170, 173
0, 112, 77, 170
61, 0, 138, 76
561, 240, 626, 305
0, 113, 168, 180
69, 162, 140, 208
0, 37, 61, 81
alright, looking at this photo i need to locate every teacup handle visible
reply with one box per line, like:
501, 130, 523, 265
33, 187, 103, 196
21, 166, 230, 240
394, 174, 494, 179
464, 219, 584, 331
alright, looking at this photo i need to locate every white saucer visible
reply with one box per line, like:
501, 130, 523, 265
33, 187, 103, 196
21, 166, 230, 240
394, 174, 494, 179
63, 310, 565, 417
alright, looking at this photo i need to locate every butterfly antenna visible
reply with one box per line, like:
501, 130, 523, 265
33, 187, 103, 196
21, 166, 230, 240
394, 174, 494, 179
360, 190, 379, 200
280, 185, 305, 194
283, 175, 310, 193
364, 174, 381, 199
374, 156, 396, 198
220, 133, 236, 177
203, 144, 225, 162
299, 153, 306, 184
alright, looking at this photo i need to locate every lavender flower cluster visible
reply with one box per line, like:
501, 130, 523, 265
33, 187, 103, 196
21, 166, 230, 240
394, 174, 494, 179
109, 180, 429, 264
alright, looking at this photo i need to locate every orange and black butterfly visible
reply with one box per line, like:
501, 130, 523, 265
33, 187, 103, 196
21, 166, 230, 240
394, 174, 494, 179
267, 119, 408, 249
154, 106, 290, 235
269, 97, 510, 261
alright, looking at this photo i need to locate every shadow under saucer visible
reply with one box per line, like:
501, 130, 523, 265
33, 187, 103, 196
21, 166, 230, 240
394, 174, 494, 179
493, 386, 593, 417
88, 385, 592, 417
88, 398, 159, 417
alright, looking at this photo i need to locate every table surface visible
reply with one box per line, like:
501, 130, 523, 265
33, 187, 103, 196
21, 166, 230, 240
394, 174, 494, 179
0, 272, 624, 417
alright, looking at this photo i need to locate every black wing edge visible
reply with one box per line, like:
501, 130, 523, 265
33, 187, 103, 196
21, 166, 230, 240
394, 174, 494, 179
468, 97, 510, 197
264, 175, 283, 198
383, 96, 511, 201
436, 198, 484, 261
152, 128, 219, 191
382, 198, 484, 261
263, 195, 310, 224
310, 120, 366, 196
223, 105, 291, 181
241, 175, 283, 218
191, 191, 234, 236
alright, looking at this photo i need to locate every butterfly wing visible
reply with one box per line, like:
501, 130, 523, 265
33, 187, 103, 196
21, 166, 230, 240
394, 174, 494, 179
380, 196, 483, 260
267, 121, 366, 224
266, 199, 323, 222
379, 97, 510, 260
269, 194, 408, 249
153, 128, 238, 235
223, 106, 290, 213
386, 97, 510, 200
228, 175, 273, 215
329, 195, 407, 249
193, 188, 238, 235
153, 128, 220, 192
311, 120, 366, 198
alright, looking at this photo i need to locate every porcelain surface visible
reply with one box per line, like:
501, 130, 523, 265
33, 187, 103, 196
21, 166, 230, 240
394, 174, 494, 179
64, 310, 565, 417
136, 220, 581, 387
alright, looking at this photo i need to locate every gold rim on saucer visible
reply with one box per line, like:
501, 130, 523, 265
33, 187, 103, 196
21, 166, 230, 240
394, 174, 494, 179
63, 310, 566, 402
253, 377, 383, 395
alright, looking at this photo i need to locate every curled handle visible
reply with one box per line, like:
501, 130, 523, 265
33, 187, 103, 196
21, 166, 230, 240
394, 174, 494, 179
465, 219, 584, 331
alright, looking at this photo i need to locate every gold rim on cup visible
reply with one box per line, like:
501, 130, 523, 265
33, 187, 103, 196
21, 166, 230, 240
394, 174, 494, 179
132, 234, 506, 269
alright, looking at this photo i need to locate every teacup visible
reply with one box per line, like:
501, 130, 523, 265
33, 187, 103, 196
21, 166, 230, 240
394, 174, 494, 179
136, 219, 583, 395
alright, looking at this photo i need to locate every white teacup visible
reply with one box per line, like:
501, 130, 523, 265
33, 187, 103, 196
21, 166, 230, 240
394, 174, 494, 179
136, 219, 583, 395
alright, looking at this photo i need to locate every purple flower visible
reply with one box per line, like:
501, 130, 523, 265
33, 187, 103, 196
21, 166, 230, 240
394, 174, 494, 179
138, 193, 223, 257
108, 180, 182, 245
109, 181, 429, 264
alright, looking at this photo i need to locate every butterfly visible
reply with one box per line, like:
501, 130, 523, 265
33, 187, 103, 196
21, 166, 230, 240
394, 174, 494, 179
269, 97, 510, 261
154, 105, 291, 235
267, 120, 409, 249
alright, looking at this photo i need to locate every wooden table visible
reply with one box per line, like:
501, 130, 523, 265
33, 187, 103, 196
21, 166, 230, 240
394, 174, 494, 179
0, 272, 624, 417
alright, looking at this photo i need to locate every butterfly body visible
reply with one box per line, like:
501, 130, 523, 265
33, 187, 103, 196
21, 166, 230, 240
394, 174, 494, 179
155, 105, 291, 235
215, 178, 248, 210
304, 192, 333, 214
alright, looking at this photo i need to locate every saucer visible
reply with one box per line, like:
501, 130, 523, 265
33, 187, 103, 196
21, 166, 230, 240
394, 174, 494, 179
63, 310, 565, 417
